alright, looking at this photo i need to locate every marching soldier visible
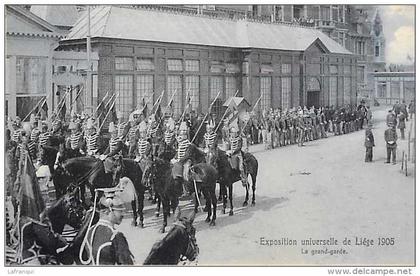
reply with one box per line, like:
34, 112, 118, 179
83, 189, 134, 265
227, 126, 247, 186
84, 119, 102, 157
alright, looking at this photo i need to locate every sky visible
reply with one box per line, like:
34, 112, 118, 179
380, 5, 415, 65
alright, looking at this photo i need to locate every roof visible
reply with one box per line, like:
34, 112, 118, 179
6, 5, 62, 35
65, 6, 352, 55
30, 5, 80, 28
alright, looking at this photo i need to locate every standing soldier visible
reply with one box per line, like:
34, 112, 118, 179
386, 110, 397, 128
84, 119, 102, 157
297, 113, 305, 147
364, 122, 375, 162
384, 125, 398, 164
83, 189, 134, 265
408, 100, 415, 119
397, 112, 406, 140
227, 126, 247, 186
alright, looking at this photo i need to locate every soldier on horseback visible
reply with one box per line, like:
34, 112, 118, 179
66, 121, 84, 156
227, 126, 248, 186
127, 112, 140, 159
84, 118, 102, 157
172, 121, 193, 196
134, 122, 152, 171
116, 111, 129, 140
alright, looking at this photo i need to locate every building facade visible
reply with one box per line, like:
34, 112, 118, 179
374, 72, 415, 105
58, 6, 357, 120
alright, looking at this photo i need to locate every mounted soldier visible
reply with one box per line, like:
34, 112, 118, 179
172, 121, 194, 196
66, 121, 84, 156
134, 123, 152, 172
84, 118, 102, 158
82, 189, 134, 265
11, 116, 23, 143
226, 126, 247, 186
147, 114, 161, 157
116, 111, 129, 141
127, 111, 140, 158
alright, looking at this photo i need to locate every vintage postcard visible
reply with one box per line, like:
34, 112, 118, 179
2, 2, 416, 273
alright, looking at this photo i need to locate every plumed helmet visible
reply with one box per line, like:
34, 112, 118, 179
230, 126, 239, 133
68, 121, 79, 130
116, 111, 124, 119
86, 118, 95, 130
179, 121, 188, 134
36, 165, 51, 178
108, 122, 116, 133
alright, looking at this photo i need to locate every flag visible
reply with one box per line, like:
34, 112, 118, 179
18, 152, 45, 220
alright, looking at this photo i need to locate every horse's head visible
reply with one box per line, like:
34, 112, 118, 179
174, 208, 199, 262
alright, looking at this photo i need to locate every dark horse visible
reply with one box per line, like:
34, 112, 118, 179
143, 209, 198, 265
14, 216, 69, 265
189, 163, 218, 226
143, 157, 183, 233
208, 150, 259, 207
55, 156, 145, 227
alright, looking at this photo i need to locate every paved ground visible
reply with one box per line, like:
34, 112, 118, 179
118, 106, 415, 266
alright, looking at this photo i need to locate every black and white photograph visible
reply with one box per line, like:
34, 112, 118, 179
2, 1, 416, 272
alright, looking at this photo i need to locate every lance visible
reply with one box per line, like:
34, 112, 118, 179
52, 86, 75, 118
97, 92, 116, 119
35, 90, 53, 117
99, 90, 120, 131
240, 94, 262, 135
70, 85, 85, 110
151, 90, 165, 115
214, 89, 240, 133
94, 89, 111, 116
22, 96, 46, 121
166, 89, 178, 109
191, 90, 221, 144
178, 89, 191, 124
57, 85, 83, 118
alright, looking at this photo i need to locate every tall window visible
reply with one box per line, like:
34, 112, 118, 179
225, 76, 237, 99
210, 76, 223, 100
357, 66, 365, 83
375, 45, 380, 57
260, 77, 272, 110
321, 5, 330, 21
332, 5, 339, 21
344, 77, 351, 104
136, 58, 154, 71
167, 75, 183, 116
281, 63, 292, 74
210, 76, 224, 117
115, 57, 134, 70
184, 75, 200, 111
115, 75, 133, 119
167, 59, 183, 71
377, 82, 386, 98
185, 60, 200, 72
16, 57, 46, 95
281, 77, 291, 110
136, 75, 154, 111
329, 77, 338, 107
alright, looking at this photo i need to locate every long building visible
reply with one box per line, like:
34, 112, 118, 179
58, 6, 357, 120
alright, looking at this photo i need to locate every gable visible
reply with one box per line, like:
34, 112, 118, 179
305, 39, 329, 55
6, 6, 60, 35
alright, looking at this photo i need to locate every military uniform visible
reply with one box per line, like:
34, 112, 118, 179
66, 122, 84, 155
84, 119, 101, 157
83, 192, 134, 265
384, 127, 398, 164
227, 127, 247, 186
365, 125, 375, 162
397, 113, 406, 139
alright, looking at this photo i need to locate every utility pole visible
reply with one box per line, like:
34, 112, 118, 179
86, 5, 92, 115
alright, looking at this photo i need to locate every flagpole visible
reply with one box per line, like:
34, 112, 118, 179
99, 91, 119, 131
214, 89, 240, 133
94, 89, 110, 116
191, 90, 221, 144
240, 94, 262, 135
